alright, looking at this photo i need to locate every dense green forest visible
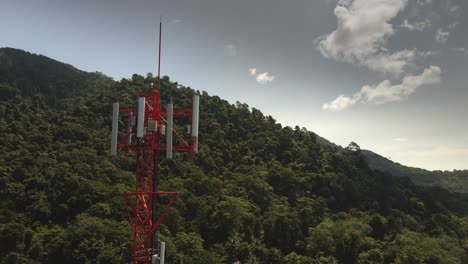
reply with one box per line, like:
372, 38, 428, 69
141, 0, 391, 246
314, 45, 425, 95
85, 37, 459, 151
314, 137, 468, 194
361, 150, 468, 193
0, 48, 467, 263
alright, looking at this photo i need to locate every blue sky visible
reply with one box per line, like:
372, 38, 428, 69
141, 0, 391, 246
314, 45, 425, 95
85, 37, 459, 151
1, 0, 467, 170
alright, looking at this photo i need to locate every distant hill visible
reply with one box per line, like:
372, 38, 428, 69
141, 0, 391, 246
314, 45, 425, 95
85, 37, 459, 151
0, 47, 467, 263
0, 48, 114, 100
362, 149, 468, 193
313, 137, 467, 194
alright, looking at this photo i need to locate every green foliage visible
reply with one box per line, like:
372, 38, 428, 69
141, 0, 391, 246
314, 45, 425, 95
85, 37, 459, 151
362, 149, 468, 193
0, 48, 467, 263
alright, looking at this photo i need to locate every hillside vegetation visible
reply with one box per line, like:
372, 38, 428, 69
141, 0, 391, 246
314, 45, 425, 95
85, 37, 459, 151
315, 137, 468, 194
0, 48, 467, 263
362, 150, 468, 193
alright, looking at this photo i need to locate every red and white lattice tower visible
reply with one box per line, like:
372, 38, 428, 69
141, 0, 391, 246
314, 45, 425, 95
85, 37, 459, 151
110, 20, 200, 264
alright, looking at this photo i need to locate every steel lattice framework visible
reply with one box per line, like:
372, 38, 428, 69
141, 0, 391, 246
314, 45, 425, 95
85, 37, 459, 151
118, 87, 196, 264
112, 20, 199, 264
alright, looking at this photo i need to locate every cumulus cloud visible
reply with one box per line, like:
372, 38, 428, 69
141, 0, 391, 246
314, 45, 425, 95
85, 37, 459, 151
248, 68, 275, 84
364, 49, 418, 74
317, 0, 417, 75
319, 0, 444, 111
255, 72, 275, 84
224, 44, 237, 56
322, 94, 359, 112
360, 66, 441, 104
322, 66, 441, 111
435, 28, 450, 43
400, 19, 431, 31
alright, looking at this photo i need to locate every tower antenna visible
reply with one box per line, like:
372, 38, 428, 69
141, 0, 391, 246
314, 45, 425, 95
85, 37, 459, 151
110, 15, 201, 264
157, 16, 162, 92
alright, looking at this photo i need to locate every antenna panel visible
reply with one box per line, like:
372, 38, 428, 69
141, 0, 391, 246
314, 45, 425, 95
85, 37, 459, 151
110, 101, 119, 155
137, 97, 145, 138
166, 103, 173, 158
191, 95, 200, 153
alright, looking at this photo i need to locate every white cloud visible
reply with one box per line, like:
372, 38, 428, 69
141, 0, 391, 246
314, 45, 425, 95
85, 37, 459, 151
395, 137, 409, 142
249, 68, 275, 84
255, 72, 275, 84
317, 0, 416, 75
363, 49, 417, 75
322, 94, 358, 111
320, 0, 443, 112
400, 19, 431, 31
435, 28, 449, 43
323, 66, 441, 111
360, 66, 441, 103
224, 44, 237, 56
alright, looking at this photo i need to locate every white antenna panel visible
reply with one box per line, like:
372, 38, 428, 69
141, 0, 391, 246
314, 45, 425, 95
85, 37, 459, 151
166, 103, 173, 158
110, 101, 119, 155
191, 95, 200, 153
137, 97, 145, 138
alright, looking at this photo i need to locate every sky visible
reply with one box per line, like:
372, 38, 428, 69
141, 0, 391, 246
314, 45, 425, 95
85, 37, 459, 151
1, 0, 467, 171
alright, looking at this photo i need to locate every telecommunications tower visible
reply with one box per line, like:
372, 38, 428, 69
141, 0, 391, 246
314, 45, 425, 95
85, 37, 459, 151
110, 20, 200, 264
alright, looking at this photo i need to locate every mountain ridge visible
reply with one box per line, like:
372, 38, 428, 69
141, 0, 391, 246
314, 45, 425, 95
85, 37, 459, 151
0, 47, 466, 263
361, 149, 468, 193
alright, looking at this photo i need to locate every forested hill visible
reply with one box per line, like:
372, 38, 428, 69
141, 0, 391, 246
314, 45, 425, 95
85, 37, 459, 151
0, 48, 113, 102
313, 136, 468, 194
362, 150, 468, 193
0, 48, 467, 263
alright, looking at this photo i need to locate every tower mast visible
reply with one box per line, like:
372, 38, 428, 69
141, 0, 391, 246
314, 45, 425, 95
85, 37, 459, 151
111, 19, 200, 264
157, 16, 162, 93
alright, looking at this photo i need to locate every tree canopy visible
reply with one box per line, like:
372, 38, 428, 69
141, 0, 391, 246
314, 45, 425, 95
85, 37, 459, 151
0, 48, 467, 263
